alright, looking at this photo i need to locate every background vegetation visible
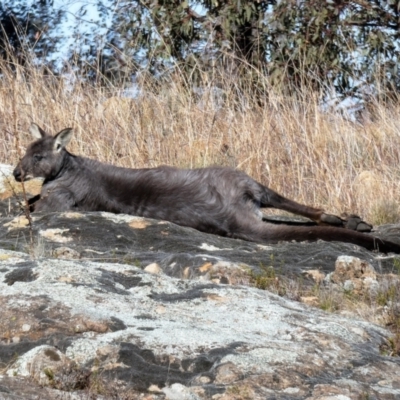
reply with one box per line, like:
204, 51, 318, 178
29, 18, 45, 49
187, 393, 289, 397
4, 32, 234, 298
2, 0, 400, 97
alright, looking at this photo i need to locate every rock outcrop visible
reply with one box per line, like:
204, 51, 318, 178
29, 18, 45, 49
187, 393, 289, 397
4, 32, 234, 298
1, 164, 400, 399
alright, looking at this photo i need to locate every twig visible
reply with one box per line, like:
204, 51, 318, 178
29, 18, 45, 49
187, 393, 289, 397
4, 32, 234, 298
11, 68, 34, 257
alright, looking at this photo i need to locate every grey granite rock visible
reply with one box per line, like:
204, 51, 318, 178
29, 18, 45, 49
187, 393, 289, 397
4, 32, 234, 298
0, 165, 399, 399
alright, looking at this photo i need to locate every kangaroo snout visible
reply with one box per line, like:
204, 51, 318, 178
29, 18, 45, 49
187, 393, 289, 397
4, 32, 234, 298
13, 165, 22, 182
13, 164, 32, 182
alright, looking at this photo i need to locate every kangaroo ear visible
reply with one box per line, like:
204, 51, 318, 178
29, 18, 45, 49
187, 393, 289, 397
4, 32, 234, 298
54, 128, 73, 152
30, 123, 48, 140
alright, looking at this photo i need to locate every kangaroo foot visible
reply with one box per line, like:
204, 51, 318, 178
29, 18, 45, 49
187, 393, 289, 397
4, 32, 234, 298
342, 213, 373, 232
320, 213, 373, 232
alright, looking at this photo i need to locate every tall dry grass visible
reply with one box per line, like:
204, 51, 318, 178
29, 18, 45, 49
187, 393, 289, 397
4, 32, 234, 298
1, 59, 400, 225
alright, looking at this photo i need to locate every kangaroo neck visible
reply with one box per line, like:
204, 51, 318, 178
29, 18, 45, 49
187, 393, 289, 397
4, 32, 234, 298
44, 151, 77, 184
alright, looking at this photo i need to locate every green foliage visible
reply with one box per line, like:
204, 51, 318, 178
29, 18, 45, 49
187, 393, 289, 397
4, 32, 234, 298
393, 258, 400, 275
318, 297, 339, 313
249, 260, 286, 296
250, 265, 276, 291
381, 330, 400, 356
2, 0, 400, 96
0, 1, 65, 69
376, 284, 397, 306
43, 367, 55, 381
109, 0, 400, 96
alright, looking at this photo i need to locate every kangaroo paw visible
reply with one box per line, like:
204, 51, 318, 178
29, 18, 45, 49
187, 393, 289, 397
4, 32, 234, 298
342, 214, 373, 232
320, 213, 343, 226
320, 213, 373, 232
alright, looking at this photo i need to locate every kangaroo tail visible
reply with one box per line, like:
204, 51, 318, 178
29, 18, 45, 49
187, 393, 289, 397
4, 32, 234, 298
235, 220, 400, 254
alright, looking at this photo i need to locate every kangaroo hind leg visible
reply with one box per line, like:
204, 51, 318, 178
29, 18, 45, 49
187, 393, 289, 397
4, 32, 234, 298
257, 184, 372, 232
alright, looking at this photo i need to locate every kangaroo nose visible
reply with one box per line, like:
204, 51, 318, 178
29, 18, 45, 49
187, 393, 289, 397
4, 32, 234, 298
13, 167, 22, 182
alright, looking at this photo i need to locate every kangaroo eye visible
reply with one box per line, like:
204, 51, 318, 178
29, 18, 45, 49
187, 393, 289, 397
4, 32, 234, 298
33, 154, 43, 161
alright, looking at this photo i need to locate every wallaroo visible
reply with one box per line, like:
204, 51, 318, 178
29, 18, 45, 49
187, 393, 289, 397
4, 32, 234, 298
13, 123, 400, 254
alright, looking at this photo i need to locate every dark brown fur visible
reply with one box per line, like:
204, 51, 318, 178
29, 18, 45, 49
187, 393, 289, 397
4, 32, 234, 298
13, 123, 400, 253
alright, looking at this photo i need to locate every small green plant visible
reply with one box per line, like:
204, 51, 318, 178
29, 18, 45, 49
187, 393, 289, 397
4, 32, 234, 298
392, 258, 400, 275
43, 367, 55, 381
315, 286, 345, 312
380, 332, 400, 356
376, 285, 397, 307
226, 385, 252, 399
250, 264, 276, 290
249, 263, 287, 296
255, 267, 275, 288
319, 297, 338, 312
122, 256, 141, 267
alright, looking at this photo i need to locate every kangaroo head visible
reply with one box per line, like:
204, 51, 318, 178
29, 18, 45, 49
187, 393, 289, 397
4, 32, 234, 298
13, 123, 73, 182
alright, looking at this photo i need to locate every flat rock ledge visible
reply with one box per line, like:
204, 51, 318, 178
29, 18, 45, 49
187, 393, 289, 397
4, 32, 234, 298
0, 248, 400, 400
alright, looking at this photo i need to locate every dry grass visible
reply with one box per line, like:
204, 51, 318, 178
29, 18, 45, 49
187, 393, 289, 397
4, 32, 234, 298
1, 59, 400, 226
